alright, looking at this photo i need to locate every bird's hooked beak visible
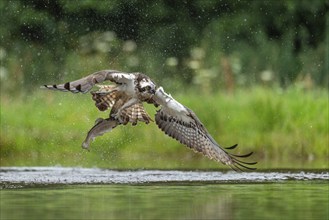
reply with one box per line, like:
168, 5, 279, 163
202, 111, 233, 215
150, 88, 156, 94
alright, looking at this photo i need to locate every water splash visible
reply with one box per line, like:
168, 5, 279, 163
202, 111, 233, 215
1, 167, 328, 188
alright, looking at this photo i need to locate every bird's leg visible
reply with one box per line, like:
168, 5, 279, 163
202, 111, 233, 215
82, 118, 119, 150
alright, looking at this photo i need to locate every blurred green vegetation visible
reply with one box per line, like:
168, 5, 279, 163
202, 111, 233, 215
0, 0, 328, 169
1, 87, 328, 169
0, 0, 328, 92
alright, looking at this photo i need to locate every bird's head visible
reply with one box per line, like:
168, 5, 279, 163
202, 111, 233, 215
136, 74, 157, 97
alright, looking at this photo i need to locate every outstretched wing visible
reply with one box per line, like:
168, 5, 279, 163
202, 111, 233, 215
41, 70, 135, 93
153, 87, 256, 171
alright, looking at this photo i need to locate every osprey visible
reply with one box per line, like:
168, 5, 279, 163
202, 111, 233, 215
42, 70, 256, 171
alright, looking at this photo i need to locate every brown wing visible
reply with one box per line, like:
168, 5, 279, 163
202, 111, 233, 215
120, 103, 153, 125
91, 85, 118, 111
155, 107, 256, 171
92, 86, 152, 125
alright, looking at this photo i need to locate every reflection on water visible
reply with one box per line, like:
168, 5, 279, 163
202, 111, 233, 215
1, 183, 328, 220
1, 167, 329, 219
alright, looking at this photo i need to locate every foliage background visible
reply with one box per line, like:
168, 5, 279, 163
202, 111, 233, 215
0, 0, 328, 169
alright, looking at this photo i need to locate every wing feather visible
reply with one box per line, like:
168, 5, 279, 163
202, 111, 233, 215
153, 87, 256, 170
41, 70, 135, 93
120, 103, 153, 125
91, 90, 117, 111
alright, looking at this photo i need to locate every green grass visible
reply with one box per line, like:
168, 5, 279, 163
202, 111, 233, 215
1, 87, 328, 169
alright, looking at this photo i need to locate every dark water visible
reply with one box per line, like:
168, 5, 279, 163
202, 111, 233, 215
1, 167, 328, 220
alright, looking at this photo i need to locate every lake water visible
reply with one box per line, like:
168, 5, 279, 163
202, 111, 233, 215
1, 167, 328, 220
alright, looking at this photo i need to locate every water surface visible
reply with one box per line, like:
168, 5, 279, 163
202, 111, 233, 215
1, 167, 328, 186
1, 167, 328, 220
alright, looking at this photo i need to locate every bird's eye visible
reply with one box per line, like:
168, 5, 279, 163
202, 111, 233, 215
141, 86, 151, 92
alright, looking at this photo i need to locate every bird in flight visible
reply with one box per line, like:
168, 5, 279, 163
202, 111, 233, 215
42, 70, 256, 171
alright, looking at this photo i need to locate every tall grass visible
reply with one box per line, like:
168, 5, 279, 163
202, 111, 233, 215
1, 87, 328, 169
